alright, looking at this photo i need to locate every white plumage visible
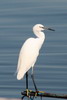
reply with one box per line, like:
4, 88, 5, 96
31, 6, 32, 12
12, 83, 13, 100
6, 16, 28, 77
17, 24, 54, 80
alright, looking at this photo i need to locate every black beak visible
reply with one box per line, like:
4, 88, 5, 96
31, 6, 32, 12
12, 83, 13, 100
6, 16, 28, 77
44, 27, 55, 31
40, 26, 55, 31
47, 28, 55, 31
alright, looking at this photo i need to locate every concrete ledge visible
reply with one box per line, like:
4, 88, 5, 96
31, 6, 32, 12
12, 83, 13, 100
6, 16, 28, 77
0, 98, 21, 100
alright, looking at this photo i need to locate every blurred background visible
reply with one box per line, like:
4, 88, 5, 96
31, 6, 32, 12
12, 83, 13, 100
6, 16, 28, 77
0, 0, 67, 100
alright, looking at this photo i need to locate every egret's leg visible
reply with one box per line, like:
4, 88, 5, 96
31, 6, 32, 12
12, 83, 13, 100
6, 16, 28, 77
26, 72, 29, 96
31, 67, 38, 92
26, 72, 28, 90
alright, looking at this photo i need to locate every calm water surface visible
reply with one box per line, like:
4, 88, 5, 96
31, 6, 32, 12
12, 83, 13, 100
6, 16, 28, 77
0, 0, 67, 100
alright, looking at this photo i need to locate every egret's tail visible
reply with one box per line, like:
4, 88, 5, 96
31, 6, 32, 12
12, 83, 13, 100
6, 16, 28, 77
17, 70, 25, 80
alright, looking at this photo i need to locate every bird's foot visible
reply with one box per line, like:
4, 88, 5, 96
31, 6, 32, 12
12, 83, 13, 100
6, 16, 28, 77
26, 89, 38, 98
34, 91, 38, 97
26, 89, 33, 97
26, 89, 30, 97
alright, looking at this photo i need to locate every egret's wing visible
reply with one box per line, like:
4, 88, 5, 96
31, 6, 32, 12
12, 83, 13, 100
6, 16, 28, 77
17, 51, 22, 73
17, 38, 39, 80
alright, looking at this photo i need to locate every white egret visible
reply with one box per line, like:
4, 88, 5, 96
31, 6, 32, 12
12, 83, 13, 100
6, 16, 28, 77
17, 24, 55, 92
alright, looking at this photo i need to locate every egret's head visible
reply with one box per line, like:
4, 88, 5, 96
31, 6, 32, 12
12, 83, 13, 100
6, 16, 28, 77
33, 24, 45, 32
33, 24, 55, 33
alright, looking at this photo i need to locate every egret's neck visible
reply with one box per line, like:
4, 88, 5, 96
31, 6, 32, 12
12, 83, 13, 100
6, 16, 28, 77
34, 31, 45, 43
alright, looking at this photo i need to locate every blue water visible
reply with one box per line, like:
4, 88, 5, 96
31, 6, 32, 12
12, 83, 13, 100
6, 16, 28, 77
0, 0, 67, 100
